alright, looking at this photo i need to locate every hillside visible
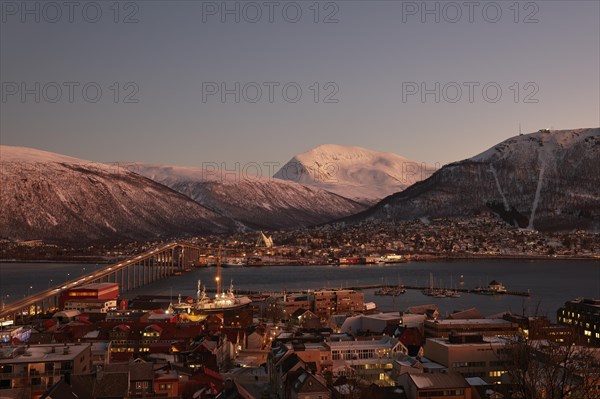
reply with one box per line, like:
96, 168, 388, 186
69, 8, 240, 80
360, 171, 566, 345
345, 128, 600, 232
0, 146, 237, 244
127, 163, 367, 230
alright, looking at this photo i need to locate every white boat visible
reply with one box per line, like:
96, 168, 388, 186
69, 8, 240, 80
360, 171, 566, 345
172, 279, 252, 314
172, 250, 252, 315
378, 254, 408, 264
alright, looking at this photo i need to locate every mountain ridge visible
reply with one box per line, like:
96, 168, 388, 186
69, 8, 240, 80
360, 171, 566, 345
0, 146, 238, 244
343, 128, 600, 232
126, 163, 367, 230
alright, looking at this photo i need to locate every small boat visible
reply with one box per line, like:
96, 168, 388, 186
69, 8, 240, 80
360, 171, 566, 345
379, 254, 408, 264
221, 257, 245, 268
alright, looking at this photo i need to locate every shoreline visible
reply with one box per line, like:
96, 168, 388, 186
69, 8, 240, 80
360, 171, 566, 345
1, 253, 597, 264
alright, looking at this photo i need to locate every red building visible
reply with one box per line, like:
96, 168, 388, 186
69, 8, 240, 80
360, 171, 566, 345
59, 282, 119, 307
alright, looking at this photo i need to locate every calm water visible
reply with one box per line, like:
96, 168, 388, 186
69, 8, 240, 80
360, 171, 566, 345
1, 260, 599, 321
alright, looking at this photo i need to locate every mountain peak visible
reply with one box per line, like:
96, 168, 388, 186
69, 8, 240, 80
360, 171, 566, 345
1, 145, 86, 164
274, 144, 427, 204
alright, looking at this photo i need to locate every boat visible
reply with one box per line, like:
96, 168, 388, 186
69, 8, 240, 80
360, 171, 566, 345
246, 257, 263, 266
338, 257, 363, 265
378, 254, 408, 264
172, 279, 252, 315
221, 257, 245, 268
171, 249, 252, 315
375, 286, 406, 296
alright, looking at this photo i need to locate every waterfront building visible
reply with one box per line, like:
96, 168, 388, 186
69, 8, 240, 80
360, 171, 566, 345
313, 290, 364, 320
63, 298, 117, 314
557, 298, 600, 346
283, 293, 312, 317
59, 283, 119, 307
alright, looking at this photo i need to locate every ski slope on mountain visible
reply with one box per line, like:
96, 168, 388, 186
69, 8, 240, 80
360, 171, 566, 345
346, 128, 600, 232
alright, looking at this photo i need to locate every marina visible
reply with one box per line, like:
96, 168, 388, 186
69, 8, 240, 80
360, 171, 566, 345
3, 258, 597, 321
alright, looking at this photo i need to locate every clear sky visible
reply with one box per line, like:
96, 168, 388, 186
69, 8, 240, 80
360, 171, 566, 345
1, 1, 598, 169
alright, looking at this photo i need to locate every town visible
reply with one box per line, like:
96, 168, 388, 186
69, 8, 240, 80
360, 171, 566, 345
0, 229, 599, 399
2, 216, 599, 264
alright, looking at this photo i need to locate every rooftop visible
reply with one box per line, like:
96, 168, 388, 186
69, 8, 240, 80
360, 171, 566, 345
427, 336, 510, 347
70, 283, 119, 290
0, 343, 90, 363
329, 336, 398, 349
408, 372, 469, 389
426, 318, 513, 325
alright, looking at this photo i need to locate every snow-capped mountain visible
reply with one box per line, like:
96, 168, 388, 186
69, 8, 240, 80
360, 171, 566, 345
273, 144, 429, 204
125, 163, 367, 230
345, 128, 600, 231
0, 146, 237, 244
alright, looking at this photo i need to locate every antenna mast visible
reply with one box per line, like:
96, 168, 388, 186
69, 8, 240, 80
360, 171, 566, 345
215, 246, 222, 297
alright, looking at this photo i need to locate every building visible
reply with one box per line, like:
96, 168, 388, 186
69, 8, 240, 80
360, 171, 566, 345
328, 335, 407, 383
288, 368, 331, 399
64, 298, 117, 314
424, 319, 518, 338
290, 342, 331, 374
59, 283, 119, 307
313, 290, 364, 320
0, 326, 32, 343
283, 293, 312, 317
398, 372, 472, 399
424, 334, 511, 383
0, 343, 92, 398
557, 298, 600, 346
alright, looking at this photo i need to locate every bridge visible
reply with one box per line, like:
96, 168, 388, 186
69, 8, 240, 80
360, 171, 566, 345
0, 242, 203, 322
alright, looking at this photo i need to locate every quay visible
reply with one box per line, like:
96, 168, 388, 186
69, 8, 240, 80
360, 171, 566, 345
268, 284, 531, 297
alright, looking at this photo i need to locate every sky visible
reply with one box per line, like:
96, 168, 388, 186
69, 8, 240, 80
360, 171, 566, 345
1, 0, 599, 170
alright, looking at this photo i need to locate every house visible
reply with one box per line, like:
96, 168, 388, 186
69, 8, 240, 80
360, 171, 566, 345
40, 377, 93, 399
287, 368, 331, 399
154, 367, 179, 398
245, 324, 267, 350
294, 309, 321, 330
269, 345, 307, 398
104, 359, 155, 397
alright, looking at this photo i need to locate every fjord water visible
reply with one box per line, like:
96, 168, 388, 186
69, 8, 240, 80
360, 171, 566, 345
1, 259, 598, 321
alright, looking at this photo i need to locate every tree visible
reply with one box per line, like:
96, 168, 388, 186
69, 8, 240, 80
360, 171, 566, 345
503, 326, 600, 398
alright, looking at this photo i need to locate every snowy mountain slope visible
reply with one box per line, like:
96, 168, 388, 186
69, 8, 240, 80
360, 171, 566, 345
0, 146, 237, 244
345, 128, 600, 232
273, 144, 429, 204
125, 163, 367, 230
